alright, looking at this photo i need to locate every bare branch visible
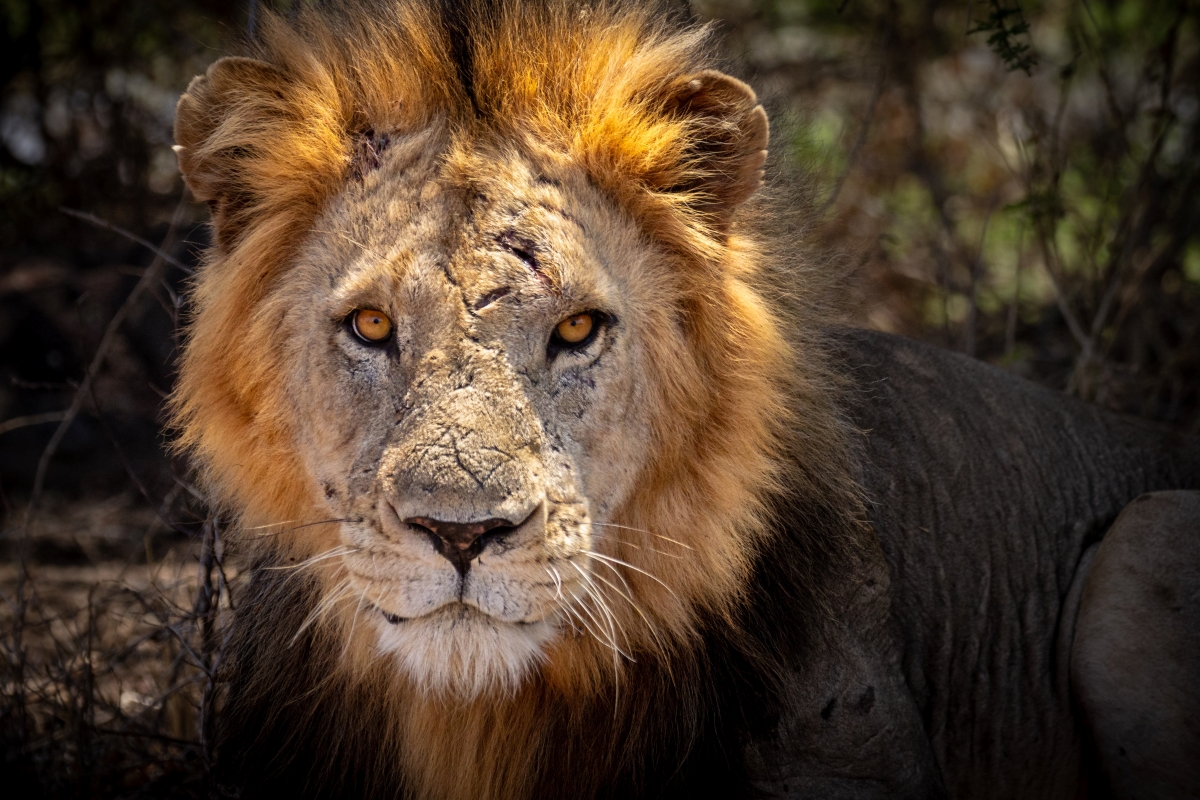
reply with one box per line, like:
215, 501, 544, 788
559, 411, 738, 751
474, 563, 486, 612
13, 196, 190, 722
59, 207, 194, 276
816, 61, 886, 220
0, 412, 69, 437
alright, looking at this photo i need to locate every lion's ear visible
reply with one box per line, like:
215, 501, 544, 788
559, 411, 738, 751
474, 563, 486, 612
174, 57, 307, 250
658, 70, 769, 233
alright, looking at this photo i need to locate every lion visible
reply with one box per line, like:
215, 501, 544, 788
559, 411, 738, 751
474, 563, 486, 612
170, 1, 1200, 798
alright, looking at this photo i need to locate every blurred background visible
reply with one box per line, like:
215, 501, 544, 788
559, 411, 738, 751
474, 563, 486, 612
1, 0, 1198, 795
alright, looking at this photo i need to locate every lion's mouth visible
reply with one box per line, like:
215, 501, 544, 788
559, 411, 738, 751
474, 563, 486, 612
372, 602, 536, 626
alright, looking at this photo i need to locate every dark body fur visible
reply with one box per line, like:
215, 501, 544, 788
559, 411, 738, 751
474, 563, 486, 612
216, 329, 1200, 799
831, 329, 1200, 799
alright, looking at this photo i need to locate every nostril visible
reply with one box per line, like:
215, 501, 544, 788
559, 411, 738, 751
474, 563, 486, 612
479, 525, 515, 547
404, 518, 445, 555
402, 516, 516, 574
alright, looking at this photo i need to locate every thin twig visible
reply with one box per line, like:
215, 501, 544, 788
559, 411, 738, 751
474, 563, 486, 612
59, 207, 193, 276
13, 197, 189, 738
0, 412, 69, 437
816, 61, 886, 220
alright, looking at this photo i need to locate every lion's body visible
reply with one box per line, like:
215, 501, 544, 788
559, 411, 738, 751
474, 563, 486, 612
170, 2, 1200, 798
831, 330, 1200, 799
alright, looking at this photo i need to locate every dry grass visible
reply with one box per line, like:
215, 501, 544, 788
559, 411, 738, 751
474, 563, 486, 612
0, 500, 233, 798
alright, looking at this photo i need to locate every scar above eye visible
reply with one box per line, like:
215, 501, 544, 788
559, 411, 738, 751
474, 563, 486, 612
473, 286, 511, 311
497, 231, 538, 267
498, 231, 557, 294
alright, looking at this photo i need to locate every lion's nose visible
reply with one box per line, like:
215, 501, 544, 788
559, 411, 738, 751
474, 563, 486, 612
403, 516, 516, 576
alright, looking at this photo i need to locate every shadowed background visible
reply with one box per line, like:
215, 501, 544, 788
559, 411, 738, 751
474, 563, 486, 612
1, 0, 1197, 796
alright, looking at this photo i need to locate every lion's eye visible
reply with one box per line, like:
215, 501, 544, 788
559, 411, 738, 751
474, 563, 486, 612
554, 313, 594, 346
351, 309, 393, 344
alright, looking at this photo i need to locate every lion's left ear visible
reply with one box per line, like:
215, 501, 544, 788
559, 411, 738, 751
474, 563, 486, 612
657, 70, 769, 233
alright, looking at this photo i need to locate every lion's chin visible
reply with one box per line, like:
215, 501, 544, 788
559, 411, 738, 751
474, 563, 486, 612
372, 604, 557, 698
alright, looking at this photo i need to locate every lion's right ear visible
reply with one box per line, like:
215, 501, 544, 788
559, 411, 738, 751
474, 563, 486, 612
175, 57, 344, 251
174, 58, 285, 249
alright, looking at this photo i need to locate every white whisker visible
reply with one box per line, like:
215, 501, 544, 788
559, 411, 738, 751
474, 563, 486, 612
292, 576, 354, 644
245, 517, 351, 538
558, 583, 609, 652
588, 522, 694, 551
587, 529, 686, 560
581, 551, 680, 602
265, 545, 360, 573
570, 561, 632, 662
548, 564, 564, 601
584, 560, 665, 652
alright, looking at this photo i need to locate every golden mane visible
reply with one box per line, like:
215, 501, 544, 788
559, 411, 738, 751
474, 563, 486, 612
172, 2, 865, 798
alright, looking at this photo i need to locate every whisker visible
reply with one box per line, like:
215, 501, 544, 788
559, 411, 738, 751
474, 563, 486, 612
580, 565, 647, 657
544, 567, 586, 639
572, 585, 616, 652
264, 546, 361, 572
587, 529, 686, 560
550, 595, 582, 636
581, 551, 680, 602
583, 554, 635, 600
588, 559, 668, 654
547, 564, 564, 601
292, 576, 354, 644
588, 522, 694, 551
570, 562, 632, 662
560, 590, 604, 649
559, 579, 614, 655
570, 567, 628, 704
242, 519, 303, 531
246, 518, 352, 538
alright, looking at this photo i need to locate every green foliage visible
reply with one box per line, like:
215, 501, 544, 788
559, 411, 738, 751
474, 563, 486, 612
968, 0, 1038, 73
704, 0, 1200, 423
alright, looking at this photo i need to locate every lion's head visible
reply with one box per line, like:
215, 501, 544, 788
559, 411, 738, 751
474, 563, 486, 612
172, 0, 836, 709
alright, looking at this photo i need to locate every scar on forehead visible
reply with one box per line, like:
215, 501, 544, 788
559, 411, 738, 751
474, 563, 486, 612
473, 286, 511, 311
497, 230, 557, 294
349, 129, 393, 181
537, 203, 585, 232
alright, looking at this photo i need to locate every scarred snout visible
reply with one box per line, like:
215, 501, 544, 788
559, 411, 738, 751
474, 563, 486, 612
377, 346, 547, 522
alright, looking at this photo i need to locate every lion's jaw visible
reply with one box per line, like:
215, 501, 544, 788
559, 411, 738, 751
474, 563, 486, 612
279, 128, 664, 696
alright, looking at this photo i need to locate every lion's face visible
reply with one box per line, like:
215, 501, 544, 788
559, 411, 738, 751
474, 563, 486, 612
281, 128, 671, 693
173, 2, 789, 704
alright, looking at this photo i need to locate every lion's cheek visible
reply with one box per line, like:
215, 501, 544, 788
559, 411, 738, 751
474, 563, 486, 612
545, 359, 650, 522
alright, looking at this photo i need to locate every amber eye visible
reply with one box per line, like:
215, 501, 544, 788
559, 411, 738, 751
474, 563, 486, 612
554, 313, 595, 346
351, 309, 393, 344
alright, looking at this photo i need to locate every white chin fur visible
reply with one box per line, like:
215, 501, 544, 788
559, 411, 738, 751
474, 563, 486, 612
373, 605, 556, 698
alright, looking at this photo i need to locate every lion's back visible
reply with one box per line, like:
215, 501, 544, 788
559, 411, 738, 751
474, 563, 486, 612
828, 327, 1200, 799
